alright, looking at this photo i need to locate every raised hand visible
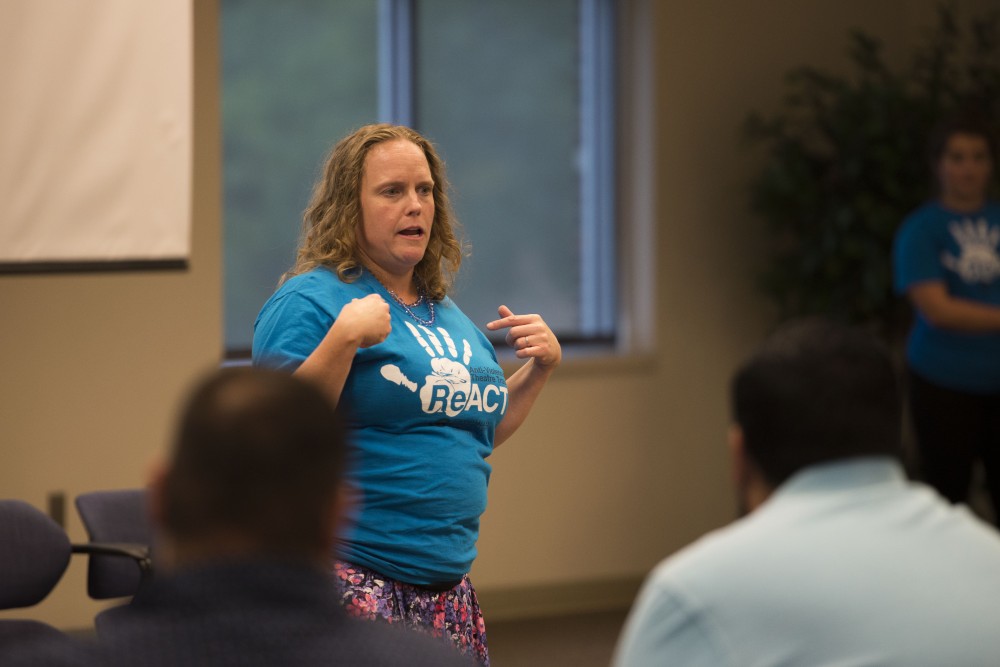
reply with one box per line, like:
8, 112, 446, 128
486, 305, 562, 369
337, 294, 392, 348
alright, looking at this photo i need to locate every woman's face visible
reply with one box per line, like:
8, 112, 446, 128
357, 139, 435, 280
937, 132, 993, 209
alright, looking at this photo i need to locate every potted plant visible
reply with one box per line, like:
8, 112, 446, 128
744, 3, 1000, 345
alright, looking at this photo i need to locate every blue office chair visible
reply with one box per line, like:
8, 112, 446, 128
74, 489, 154, 602
0, 499, 73, 646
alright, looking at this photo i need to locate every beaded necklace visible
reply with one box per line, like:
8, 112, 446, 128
364, 266, 437, 326
384, 284, 436, 327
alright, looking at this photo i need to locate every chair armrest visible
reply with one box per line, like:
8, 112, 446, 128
71, 542, 153, 575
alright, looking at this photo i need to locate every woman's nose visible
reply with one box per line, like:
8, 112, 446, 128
405, 189, 423, 212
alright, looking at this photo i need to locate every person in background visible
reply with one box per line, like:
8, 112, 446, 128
252, 123, 561, 665
94, 367, 474, 667
892, 113, 1000, 524
613, 318, 1000, 666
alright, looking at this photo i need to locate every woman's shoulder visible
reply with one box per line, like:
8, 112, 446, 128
903, 199, 1000, 221
259, 267, 372, 317
281, 266, 341, 290
898, 200, 955, 235
902, 200, 943, 221
274, 266, 373, 300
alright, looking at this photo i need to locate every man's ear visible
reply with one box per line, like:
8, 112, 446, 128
728, 423, 774, 513
145, 458, 182, 570
728, 423, 747, 486
147, 459, 169, 530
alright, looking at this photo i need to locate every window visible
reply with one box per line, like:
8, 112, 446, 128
222, 0, 617, 355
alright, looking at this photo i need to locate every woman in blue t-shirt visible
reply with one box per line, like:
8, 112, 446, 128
252, 124, 561, 665
892, 114, 1000, 524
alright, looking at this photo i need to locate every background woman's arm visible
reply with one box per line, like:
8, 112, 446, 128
907, 281, 1000, 333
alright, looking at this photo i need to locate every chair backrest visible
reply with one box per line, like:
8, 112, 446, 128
0, 499, 74, 655
0, 499, 71, 610
74, 489, 153, 600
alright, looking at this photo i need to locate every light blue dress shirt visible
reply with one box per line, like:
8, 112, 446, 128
614, 457, 1000, 666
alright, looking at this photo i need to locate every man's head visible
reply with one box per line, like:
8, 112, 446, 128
730, 318, 902, 507
153, 367, 347, 567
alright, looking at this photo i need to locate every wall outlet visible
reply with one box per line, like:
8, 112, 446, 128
48, 490, 66, 528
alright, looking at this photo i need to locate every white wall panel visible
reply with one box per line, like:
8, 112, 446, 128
0, 0, 191, 269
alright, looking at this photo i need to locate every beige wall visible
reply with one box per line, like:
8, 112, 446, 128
0, 0, 991, 629
0, 1, 221, 628
477, 0, 998, 610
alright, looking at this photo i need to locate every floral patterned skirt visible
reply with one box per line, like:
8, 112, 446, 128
333, 560, 489, 666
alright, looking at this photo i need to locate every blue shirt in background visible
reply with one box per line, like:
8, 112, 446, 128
892, 200, 1000, 393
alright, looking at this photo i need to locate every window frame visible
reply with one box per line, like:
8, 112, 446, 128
223, 0, 631, 358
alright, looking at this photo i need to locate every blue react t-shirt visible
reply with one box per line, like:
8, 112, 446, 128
893, 200, 1000, 394
252, 267, 507, 585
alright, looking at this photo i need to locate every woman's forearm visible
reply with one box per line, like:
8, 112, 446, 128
293, 320, 362, 407
908, 282, 1000, 333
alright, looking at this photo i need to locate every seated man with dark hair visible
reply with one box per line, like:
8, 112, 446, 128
614, 318, 1000, 666
96, 366, 474, 666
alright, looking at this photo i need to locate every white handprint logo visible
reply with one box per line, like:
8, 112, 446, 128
942, 218, 1000, 284
380, 322, 476, 417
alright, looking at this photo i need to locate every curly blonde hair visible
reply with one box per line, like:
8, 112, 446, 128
283, 124, 464, 300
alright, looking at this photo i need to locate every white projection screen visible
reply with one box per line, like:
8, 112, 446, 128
0, 0, 192, 272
